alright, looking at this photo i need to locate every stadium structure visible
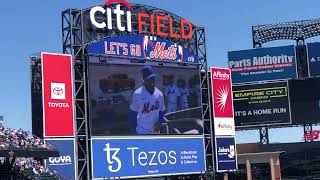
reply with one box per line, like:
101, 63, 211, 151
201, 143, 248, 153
24, 0, 320, 179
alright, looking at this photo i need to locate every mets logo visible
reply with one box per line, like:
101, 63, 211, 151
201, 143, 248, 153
142, 101, 160, 114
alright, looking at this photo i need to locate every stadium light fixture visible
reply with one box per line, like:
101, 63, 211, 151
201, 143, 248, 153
253, 18, 320, 46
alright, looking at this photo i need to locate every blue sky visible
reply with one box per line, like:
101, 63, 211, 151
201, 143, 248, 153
1, 0, 320, 142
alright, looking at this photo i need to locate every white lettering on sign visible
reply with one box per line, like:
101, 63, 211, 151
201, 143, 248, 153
49, 156, 72, 165
127, 147, 177, 167
90, 4, 132, 32
212, 71, 230, 80
48, 102, 70, 108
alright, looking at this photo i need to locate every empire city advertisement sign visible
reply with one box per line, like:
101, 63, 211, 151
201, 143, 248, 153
233, 82, 291, 127
90, 0, 193, 39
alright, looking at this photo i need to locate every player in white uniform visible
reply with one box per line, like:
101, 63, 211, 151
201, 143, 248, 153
130, 66, 165, 134
164, 75, 180, 113
178, 79, 189, 110
194, 84, 201, 106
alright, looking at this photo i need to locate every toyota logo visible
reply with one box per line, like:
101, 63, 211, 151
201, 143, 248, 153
53, 87, 64, 96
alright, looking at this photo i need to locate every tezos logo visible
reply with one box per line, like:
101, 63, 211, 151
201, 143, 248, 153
51, 83, 66, 100
213, 71, 230, 80
104, 143, 122, 172
49, 156, 72, 165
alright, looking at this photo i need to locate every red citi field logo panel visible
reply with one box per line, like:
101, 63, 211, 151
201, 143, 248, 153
42, 53, 75, 137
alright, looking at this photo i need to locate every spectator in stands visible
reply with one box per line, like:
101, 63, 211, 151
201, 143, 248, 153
0, 125, 53, 150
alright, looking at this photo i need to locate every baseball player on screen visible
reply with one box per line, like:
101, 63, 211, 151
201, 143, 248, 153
178, 79, 190, 110
164, 75, 181, 112
130, 66, 166, 134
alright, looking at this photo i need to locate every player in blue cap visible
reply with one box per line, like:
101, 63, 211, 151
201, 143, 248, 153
130, 66, 166, 134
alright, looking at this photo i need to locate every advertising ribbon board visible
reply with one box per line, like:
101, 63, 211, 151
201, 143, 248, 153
41, 53, 75, 137
215, 137, 237, 172
210, 67, 235, 136
233, 81, 291, 127
87, 35, 199, 64
228, 45, 297, 84
289, 77, 320, 124
307, 42, 320, 77
91, 136, 206, 179
45, 139, 76, 180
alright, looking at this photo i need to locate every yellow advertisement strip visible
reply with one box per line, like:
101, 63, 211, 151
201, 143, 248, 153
233, 86, 287, 101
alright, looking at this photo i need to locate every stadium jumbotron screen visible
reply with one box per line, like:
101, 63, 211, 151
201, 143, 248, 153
88, 57, 203, 136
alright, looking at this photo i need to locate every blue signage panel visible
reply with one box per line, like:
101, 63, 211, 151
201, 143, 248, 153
307, 42, 320, 77
45, 139, 76, 180
91, 136, 206, 179
87, 35, 199, 64
228, 45, 297, 84
215, 137, 237, 172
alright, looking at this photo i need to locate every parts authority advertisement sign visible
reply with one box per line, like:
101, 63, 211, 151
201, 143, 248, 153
233, 82, 291, 127
91, 136, 206, 179
228, 45, 297, 84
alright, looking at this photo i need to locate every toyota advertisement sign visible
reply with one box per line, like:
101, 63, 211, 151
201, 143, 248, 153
41, 53, 75, 137
210, 67, 235, 136
228, 45, 297, 84
45, 139, 76, 180
91, 136, 206, 179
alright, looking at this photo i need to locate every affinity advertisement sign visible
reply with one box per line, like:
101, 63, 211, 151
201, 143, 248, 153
45, 139, 76, 180
307, 42, 320, 77
91, 136, 206, 179
215, 137, 237, 172
233, 82, 290, 127
228, 45, 297, 84
41, 53, 74, 137
87, 35, 199, 64
210, 67, 235, 136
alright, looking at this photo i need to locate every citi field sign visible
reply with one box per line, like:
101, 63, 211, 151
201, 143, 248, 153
90, 0, 194, 39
